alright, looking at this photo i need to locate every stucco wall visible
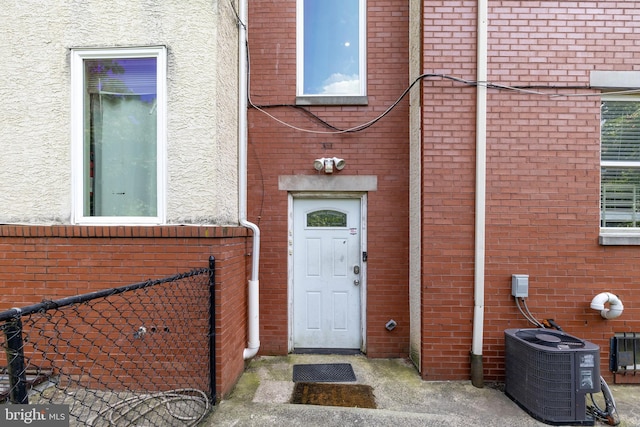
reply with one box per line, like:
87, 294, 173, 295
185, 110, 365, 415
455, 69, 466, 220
408, 0, 423, 370
0, 0, 239, 225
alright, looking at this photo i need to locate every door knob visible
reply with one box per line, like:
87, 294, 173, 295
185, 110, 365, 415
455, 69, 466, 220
354, 279, 360, 286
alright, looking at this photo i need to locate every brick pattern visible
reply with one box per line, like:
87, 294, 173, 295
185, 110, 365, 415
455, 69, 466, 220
422, 2, 640, 382
0, 225, 251, 398
248, 0, 411, 357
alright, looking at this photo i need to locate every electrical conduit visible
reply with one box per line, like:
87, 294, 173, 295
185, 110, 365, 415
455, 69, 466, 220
471, 0, 488, 388
238, 0, 261, 360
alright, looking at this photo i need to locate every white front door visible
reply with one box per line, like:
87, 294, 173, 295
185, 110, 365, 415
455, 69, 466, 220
292, 198, 363, 349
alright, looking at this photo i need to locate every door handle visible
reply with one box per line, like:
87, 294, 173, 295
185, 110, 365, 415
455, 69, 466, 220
353, 279, 360, 286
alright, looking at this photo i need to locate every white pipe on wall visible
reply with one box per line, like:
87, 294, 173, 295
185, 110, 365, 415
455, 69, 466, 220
238, 0, 261, 360
471, 0, 488, 388
590, 292, 624, 320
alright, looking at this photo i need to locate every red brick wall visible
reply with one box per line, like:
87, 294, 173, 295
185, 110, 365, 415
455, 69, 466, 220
422, 2, 640, 383
421, 1, 479, 381
248, 0, 411, 357
0, 225, 251, 398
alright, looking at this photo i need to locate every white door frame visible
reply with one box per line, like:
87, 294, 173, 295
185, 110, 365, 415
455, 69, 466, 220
287, 191, 368, 353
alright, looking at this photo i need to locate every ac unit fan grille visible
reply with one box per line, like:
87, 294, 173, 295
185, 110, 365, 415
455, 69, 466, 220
515, 329, 586, 349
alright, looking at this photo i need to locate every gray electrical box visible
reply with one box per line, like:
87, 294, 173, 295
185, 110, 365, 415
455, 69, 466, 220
512, 274, 529, 298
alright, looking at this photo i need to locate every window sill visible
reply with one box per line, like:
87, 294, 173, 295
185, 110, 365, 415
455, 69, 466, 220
72, 216, 165, 226
295, 96, 368, 106
599, 229, 640, 245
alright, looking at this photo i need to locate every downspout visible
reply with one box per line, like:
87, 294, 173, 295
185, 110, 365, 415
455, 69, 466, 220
238, 0, 261, 360
471, 0, 488, 388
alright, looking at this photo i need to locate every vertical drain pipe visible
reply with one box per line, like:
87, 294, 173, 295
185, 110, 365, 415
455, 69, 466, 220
471, 0, 488, 388
238, 0, 261, 360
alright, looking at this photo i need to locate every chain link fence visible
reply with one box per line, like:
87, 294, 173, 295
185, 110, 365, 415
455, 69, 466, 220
0, 258, 215, 426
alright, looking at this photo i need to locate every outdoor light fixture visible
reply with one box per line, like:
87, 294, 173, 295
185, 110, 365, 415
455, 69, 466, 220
313, 157, 346, 174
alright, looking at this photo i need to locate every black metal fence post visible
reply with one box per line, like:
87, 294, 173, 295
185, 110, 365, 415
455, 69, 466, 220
4, 317, 28, 404
208, 256, 217, 403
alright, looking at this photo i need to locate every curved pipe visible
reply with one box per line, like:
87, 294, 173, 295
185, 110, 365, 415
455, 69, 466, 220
590, 292, 624, 320
238, 0, 261, 360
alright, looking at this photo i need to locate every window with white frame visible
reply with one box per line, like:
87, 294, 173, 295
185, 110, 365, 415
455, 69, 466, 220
600, 96, 640, 229
296, 0, 366, 102
71, 47, 166, 224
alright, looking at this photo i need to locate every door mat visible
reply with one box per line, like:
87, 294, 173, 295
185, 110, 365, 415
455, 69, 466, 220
293, 348, 361, 355
292, 363, 356, 382
290, 382, 376, 409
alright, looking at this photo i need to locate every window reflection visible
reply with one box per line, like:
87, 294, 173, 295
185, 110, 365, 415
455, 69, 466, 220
85, 58, 157, 217
307, 210, 348, 227
301, 0, 363, 96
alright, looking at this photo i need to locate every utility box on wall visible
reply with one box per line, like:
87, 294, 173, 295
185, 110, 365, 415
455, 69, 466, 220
511, 274, 529, 298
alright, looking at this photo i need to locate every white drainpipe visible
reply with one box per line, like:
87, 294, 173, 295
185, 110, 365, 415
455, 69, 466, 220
471, 0, 488, 388
238, 0, 261, 360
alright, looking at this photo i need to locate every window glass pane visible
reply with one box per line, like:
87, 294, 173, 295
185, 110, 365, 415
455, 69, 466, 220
601, 167, 640, 227
303, 0, 361, 95
307, 210, 347, 227
601, 101, 640, 161
84, 58, 157, 217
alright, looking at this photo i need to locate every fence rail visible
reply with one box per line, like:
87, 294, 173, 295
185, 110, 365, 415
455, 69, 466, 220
0, 257, 216, 427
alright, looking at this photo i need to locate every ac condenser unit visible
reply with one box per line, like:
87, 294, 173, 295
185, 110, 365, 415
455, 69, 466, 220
504, 328, 600, 426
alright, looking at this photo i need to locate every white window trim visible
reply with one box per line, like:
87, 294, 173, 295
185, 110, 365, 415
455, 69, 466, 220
71, 46, 167, 225
599, 93, 640, 245
295, 0, 367, 102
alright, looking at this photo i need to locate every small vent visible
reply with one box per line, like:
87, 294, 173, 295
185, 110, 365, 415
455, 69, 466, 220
610, 332, 640, 376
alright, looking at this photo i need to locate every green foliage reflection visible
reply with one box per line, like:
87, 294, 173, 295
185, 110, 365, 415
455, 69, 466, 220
307, 210, 347, 227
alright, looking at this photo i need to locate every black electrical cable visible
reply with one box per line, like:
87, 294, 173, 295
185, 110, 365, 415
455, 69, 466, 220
249, 74, 479, 133
249, 73, 597, 134
249, 104, 343, 131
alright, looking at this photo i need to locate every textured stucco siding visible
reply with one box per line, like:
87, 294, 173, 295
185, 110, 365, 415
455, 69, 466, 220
408, 0, 422, 370
0, 0, 239, 224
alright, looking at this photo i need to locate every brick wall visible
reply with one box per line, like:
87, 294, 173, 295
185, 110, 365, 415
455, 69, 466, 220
0, 225, 251, 398
248, 0, 411, 357
421, 1, 478, 380
422, 2, 640, 383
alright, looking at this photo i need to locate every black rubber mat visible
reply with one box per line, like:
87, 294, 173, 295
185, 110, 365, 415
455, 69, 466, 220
292, 363, 356, 382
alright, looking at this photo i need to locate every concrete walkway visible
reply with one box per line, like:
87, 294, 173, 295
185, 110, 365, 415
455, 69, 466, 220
202, 354, 640, 427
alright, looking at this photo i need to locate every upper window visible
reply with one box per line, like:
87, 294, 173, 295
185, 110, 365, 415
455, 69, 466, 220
296, 0, 366, 103
600, 97, 640, 229
71, 47, 166, 224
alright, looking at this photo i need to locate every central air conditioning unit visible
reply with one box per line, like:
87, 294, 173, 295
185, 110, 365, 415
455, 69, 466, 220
504, 328, 600, 426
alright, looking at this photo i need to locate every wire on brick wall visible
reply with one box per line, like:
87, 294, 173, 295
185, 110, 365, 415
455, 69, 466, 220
241, 6, 640, 134
248, 70, 640, 135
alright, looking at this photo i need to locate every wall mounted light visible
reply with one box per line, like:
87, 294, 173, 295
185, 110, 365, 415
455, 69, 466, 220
313, 157, 346, 174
